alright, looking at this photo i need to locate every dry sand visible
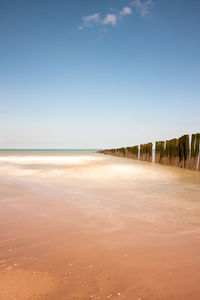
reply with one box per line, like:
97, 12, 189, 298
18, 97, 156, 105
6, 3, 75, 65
0, 152, 200, 299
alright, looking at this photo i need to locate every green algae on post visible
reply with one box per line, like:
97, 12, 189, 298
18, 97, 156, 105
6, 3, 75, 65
126, 146, 139, 160
98, 132, 200, 171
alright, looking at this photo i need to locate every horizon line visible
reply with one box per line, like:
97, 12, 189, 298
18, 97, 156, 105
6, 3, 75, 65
0, 148, 101, 151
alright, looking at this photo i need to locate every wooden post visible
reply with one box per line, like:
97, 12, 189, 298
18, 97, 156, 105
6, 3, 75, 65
126, 146, 139, 160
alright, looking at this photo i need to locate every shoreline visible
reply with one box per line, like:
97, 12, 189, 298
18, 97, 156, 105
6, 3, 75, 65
0, 151, 200, 299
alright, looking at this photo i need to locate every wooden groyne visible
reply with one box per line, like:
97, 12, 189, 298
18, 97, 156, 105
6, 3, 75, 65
140, 143, 153, 162
97, 133, 200, 171
126, 146, 139, 160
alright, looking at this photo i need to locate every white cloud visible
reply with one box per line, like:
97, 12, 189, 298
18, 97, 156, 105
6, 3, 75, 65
120, 7, 132, 16
131, 0, 153, 16
78, 13, 100, 30
78, 1, 153, 32
83, 13, 100, 23
103, 14, 117, 26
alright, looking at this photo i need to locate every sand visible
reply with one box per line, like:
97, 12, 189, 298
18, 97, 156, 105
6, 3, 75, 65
0, 152, 200, 299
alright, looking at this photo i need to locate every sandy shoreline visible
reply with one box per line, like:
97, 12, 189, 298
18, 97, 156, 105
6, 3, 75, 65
0, 153, 200, 299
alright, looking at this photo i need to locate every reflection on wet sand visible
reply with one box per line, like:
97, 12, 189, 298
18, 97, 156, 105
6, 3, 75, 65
0, 152, 200, 299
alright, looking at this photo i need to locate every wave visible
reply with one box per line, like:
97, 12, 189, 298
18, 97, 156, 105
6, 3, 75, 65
0, 155, 103, 167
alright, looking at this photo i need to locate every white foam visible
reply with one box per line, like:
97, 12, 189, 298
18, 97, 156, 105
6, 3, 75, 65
0, 155, 103, 166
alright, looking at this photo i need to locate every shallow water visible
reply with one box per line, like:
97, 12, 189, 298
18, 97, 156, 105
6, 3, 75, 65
0, 150, 200, 299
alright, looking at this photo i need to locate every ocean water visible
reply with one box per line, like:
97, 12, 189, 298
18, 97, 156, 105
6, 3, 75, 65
0, 149, 199, 227
1, 149, 200, 299
0, 149, 98, 157
0, 149, 99, 176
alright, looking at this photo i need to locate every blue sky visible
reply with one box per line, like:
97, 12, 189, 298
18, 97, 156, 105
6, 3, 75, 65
0, 0, 200, 148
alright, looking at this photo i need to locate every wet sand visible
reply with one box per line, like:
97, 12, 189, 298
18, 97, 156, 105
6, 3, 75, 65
0, 152, 200, 299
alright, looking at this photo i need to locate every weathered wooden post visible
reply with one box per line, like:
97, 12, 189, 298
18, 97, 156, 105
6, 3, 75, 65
185, 135, 190, 169
179, 136, 184, 168
110, 149, 116, 156
115, 148, 120, 157
139, 143, 152, 162
155, 141, 165, 164
196, 134, 200, 171
126, 146, 139, 160
190, 134, 200, 170
140, 144, 145, 161
140, 144, 143, 161
179, 135, 190, 168
190, 134, 196, 170
147, 143, 153, 162
155, 142, 159, 163
169, 138, 179, 167
163, 140, 170, 165
115, 147, 126, 157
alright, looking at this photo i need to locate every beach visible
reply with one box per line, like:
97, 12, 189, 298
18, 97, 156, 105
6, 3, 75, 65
0, 150, 200, 300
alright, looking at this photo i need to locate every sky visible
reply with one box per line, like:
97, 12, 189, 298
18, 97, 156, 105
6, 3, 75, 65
0, 0, 200, 149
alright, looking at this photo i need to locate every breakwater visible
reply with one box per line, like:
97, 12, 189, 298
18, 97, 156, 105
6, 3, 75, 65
97, 133, 200, 171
